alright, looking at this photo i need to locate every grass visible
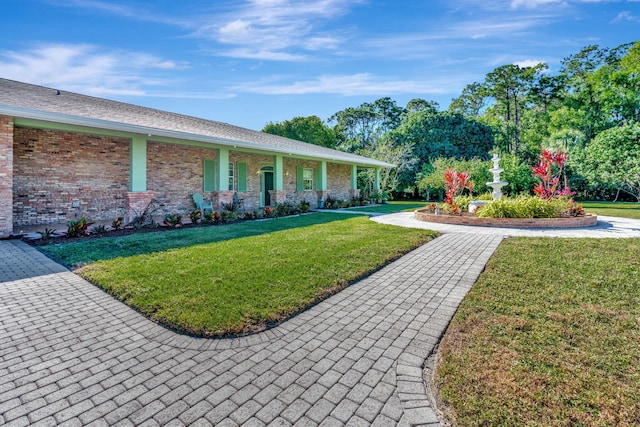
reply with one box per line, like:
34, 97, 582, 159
580, 201, 640, 219
347, 200, 427, 213
436, 237, 640, 426
42, 213, 437, 337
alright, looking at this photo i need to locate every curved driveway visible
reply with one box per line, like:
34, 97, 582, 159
1, 232, 502, 426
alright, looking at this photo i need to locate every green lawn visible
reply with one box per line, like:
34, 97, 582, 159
580, 201, 640, 219
347, 200, 427, 213
436, 237, 640, 426
42, 213, 437, 337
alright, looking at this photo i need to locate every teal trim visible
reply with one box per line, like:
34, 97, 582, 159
296, 166, 304, 192
130, 136, 147, 192
318, 161, 327, 191
217, 148, 229, 191
274, 155, 284, 191
374, 168, 381, 190
237, 162, 247, 192
351, 164, 358, 190
203, 159, 216, 192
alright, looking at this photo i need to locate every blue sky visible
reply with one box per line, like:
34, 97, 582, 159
1, 0, 638, 130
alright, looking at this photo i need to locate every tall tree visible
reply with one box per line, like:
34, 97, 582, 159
329, 97, 405, 153
263, 116, 336, 149
449, 82, 487, 117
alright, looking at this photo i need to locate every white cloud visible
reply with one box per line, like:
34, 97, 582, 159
0, 43, 187, 96
613, 10, 640, 22
229, 73, 459, 96
514, 59, 546, 67
191, 0, 365, 61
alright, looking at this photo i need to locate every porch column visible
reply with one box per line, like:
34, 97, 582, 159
212, 147, 233, 209
270, 154, 286, 204
127, 136, 154, 221
0, 116, 14, 237
374, 168, 381, 190
349, 164, 360, 200
318, 160, 327, 191
274, 154, 283, 191
130, 136, 147, 191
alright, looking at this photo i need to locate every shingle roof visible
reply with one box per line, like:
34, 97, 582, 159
0, 78, 392, 167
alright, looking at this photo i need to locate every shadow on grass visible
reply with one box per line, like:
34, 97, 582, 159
40, 212, 357, 268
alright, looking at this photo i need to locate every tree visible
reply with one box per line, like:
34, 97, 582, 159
579, 123, 640, 201
406, 98, 439, 115
449, 82, 487, 117
329, 97, 405, 153
262, 116, 336, 148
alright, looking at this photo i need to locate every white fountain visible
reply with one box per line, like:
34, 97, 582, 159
469, 153, 508, 213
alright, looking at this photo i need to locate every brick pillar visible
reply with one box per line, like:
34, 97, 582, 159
0, 116, 14, 237
126, 191, 155, 223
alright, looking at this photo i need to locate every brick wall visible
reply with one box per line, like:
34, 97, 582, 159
283, 158, 321, 208
12, 127, 130, 226
327, 163, 353, 202
0, 116, 13, 236
229, 151, 273, 212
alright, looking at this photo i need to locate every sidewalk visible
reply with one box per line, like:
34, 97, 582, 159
0, 233, 502, 426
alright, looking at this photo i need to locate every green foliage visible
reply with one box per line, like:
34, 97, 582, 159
39, 228, 58, 240
163, 213, 183, 228
66, 217, 93, 238
417, 158, 492, 199
475, 196, 571, 218
263, 116, 336, 149
499, 153, 536, 196
296, 201, 310, 213
189, 209, 202, 224
111, 216, 124, 231
90, 225, 108, 235
579, 123, 640, 201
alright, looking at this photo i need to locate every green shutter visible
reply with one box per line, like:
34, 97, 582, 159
237, 162, 247, 192
296, 166, 304, 191
203, 159, 215, 192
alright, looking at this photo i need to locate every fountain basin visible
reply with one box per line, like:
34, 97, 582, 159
414, 209, 598, 228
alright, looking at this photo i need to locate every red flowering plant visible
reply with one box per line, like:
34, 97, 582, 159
531, 149, 573, 200
443, 168, 474, 214
531, 149, 584, 217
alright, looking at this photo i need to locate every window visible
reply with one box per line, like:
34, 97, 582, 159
228, 162, 234, 191
303, 168, 313, 191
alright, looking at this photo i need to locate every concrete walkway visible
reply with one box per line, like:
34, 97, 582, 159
0, 231, 502, 426
372, 212, 640, 238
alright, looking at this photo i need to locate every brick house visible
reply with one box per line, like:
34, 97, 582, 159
0, 79, 392, 237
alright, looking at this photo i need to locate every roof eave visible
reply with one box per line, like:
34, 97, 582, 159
0, 105, 395, 168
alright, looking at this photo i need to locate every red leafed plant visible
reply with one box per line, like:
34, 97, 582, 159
532, 149, 573, 200
444, 168, 474, 214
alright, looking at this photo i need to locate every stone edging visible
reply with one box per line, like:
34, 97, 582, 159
414, 210, 598, 228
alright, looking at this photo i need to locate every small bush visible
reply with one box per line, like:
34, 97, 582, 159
90, 224, 108, 235
297, 201, 310, 213
242, 211, 256, 220
111, 216, 124, 231
66, 217, 93, 238
189, 209, 202, 224
475, 196, 571, 218
163, 213, 183, 228
275, 202, 295, 217
39, 228, 58, 240
263, 207, 274, 218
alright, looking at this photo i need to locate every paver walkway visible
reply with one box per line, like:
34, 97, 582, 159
0, 233, 502, 426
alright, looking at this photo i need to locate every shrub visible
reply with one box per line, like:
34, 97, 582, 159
90, 224, 108, 235
444, 169, 474, 214
66, 217, 93, 238
453, 195, 474, 212
189, 209, 202, 224
111, 216, 124, 231
220, 199, 242, 213
475, 196, 571, 218
163, 213, 183, 228
242, 211, 256, 220
275, 202, 295, 217
39, 228, 58, 240
297, 201, 310, 213
263, 207, 274, 218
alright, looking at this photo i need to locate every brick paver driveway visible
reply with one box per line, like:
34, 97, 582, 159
0, 234, 502, 426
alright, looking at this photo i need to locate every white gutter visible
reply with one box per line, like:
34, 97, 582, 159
0, 105, 395, 168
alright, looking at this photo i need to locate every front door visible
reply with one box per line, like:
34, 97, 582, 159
263, 171, 274, 206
